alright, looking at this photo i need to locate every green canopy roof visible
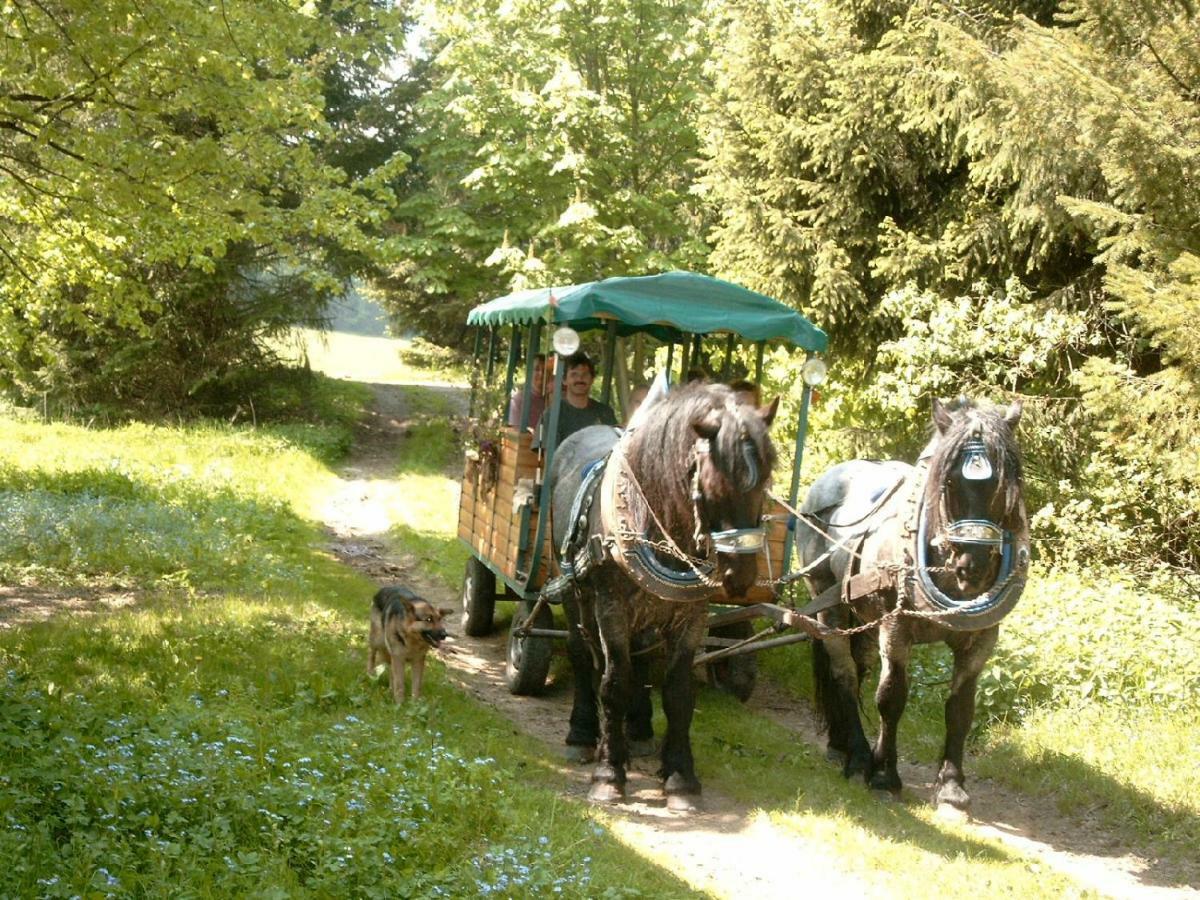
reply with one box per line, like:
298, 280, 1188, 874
465, 271, 827, 352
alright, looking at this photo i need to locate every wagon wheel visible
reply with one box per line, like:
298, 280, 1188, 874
461, 556, 496, 637
505, 598, 553, 696
706, 620, 758, 703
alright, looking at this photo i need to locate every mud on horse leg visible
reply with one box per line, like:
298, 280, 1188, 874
934, 627, 998, 811
871, 622, 910, 795
813, 615, 873, 780
658, 614, 704, 811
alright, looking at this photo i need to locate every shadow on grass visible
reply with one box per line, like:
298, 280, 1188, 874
683, 679, 1200, 891
749, 630, 1199, 887
974, 741, 1200, 887
0, 576, 698, 897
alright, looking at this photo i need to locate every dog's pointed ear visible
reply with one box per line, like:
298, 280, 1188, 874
438, 606, 455, 618
932, 397, 953, 434
757, 396, 779, 428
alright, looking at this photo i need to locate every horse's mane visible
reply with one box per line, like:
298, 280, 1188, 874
924, 398, 1025, 535
625, 383, 775, 546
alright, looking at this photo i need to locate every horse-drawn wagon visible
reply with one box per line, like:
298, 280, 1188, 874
456, 270, 1031, 812
456, 271, 829, 697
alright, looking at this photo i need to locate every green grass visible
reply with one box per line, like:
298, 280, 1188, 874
682, 690, 1095, 898
0, 418, 340, 591
0, 588, 693, 897
756, 582, 1200, 872
0, 399, 694, 898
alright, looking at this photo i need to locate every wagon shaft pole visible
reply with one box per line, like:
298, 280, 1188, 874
693, 631, 812, 667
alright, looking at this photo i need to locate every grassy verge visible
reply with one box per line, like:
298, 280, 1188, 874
0, 385, 692, 898
756, 572, 1200, 870
0, 587, 693, 897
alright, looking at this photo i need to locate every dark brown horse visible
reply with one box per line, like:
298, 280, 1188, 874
796, 397, 1028, 811
550, 383, 777, 810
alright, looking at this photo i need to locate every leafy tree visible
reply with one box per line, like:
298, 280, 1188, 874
377, 0, 711, 342
702, 0, 1200, 580
0, 0, 410, 412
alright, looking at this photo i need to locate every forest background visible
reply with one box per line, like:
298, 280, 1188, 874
2, 0, 1198, 741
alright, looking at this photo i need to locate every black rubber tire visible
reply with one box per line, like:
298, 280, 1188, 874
706, 620, 758, 703
461, 556, 496, 637
505, 598, 554, 696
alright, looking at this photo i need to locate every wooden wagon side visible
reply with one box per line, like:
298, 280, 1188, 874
457, 428, 556, 590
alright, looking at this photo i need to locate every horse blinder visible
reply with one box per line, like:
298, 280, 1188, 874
690, 435, 767, 558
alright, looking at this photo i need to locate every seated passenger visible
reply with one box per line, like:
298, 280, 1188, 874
507, 353, 548, 431
624, 383, 650, 425
555, 351, 617, 443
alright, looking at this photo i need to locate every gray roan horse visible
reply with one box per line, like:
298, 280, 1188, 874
549, 383, 777, 810
796, 397, 1029, 811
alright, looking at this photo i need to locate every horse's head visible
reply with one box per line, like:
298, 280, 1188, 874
688, 386, 779, 599
926, 397, 1024, 596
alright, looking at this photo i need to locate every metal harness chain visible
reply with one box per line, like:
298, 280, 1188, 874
610, 444, 971, 638
612, 445, 724, 590
764, 479, 977, 641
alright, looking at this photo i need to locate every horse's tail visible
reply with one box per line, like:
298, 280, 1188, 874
811, 637, 839, 734
810, 621, 868, 755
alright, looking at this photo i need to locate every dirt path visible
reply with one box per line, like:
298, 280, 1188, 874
323, 382, 1199, 900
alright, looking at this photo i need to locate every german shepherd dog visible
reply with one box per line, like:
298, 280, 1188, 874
367, 586, 453, 702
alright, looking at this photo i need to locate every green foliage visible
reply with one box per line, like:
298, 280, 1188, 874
378, 0, 712, 341
702, 0, 1200, 584
975, 564, 1200, 721
0, 402, 365, 589
0, 0, 413, 411
0, 597, 690, 898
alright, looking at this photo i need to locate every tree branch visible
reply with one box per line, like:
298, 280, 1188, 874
1144, 37, 1200, 103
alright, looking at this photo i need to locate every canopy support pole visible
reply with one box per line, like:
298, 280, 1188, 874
527, 358, 567, 586
503, 325, 521, 403
485, 327, 497, 382
600, 320, 618, 407
519, 322, 543, 432
781, 353, 815, 576
468, 328, 482, 419
754, 341, 765, 384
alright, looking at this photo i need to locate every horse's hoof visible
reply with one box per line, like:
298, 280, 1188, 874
564, 744, 596, 764
825, 747, 848, 766
933, 782, 971, 813
868, 771, 903, 797
628, 738, 656, 758
664, 772, 702, 798
588, 782, 625, 804
843, 753, 871, 782
666, 792, 701, 813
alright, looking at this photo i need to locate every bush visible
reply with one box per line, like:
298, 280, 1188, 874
974, 564, 1200, 724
